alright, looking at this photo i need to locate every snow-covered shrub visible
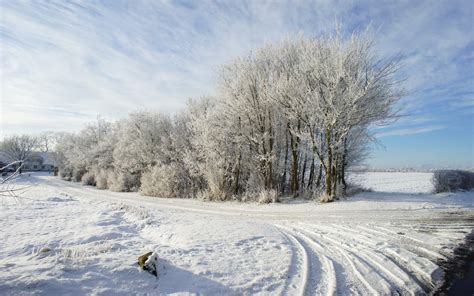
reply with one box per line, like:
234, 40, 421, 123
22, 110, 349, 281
81, 172, 96, 186
238, 188, 279, 203
196, 163, 229, 201
107, 171, 139, 192
72, 169, 85, 182
245, 172, 264, 195
319, 193, 333, 203
433, 170, 474, 193
106, 172, 122, 191
196, 188, 226, 201
257, 189, 279, 204
296, 188, 324, 201
95, 169, 108, 189
140, 165, 180, 198
59, 168, 72, 181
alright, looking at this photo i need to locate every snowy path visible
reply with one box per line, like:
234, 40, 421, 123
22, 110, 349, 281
1, 173, 473, 295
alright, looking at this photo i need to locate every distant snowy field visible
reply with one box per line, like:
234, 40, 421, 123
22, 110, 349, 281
0, 172, 473, 295
349, 172, 434, 194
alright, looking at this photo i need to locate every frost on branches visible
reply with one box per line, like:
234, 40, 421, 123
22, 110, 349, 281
53, 31, 403, 202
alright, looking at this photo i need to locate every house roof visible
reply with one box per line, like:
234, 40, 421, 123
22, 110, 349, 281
0, 151, 57, 166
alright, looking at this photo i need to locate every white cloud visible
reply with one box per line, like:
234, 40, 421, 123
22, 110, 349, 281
0, 0, 472, 136
376, 125, 445, 137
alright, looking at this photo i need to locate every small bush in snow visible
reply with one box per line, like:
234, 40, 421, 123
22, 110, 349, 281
238, 188, 279, 203
298, 188, 323, 200
432, 170, 474, 193
200, 165, 230, 201
59, 169, 72, 181
95, 170, 108, 189
204, 189, 229, 201
81, 172, 96, 186
108, 171, 139, 192
72, 169, 85, 182
257, 189, 279, 204
318, 193, 333, 203
140, 165, 181, 198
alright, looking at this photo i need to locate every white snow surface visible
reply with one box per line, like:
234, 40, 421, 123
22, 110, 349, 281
348, 172, 434, 194
1, 172, 473, 295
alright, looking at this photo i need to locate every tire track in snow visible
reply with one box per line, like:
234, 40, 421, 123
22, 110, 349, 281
306, 224, 434, 293
311, 223, 422, 293
370, 225, 451, 262
277, 228, 310, 296
277, 225, 337, 296
296, 223, 435, 294
292, 225, 392, 295
356, 224, 453, 265
334, 223, 449, 263
382, 247, 444, 292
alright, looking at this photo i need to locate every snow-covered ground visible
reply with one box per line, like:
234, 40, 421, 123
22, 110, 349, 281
1, 172, 473, 295
348, 172, 434, 194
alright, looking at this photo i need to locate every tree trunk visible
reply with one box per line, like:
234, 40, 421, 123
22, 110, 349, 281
316, 163, 323, 188
234, 152, 242, 195
325, 128, 332, 199
307, 158, 315, 189
267, 110, 274, 190
341, 163, 347, 196
341, 140, 348, 196
267, 161, 273, 190
291, 142, 299, 195
234, 116, 243, 195
281, 131, 289, 194
300, 153, 308, 189
289, 122, 300, 196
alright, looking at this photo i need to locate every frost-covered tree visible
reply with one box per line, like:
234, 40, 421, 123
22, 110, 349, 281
269, 33, 402, 201
140, 106, 205, 198
185, 31, 402, 202
53, 29, 402, 203
186, 96, 240, 199
54, 118, 115, 182
217, 49, 282, 195
106, 111, 178, 192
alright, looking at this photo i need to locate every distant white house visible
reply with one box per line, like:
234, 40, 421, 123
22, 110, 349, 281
23, 152, 57, 171
0, 151, 57, 172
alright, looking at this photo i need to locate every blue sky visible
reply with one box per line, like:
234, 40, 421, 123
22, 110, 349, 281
0, 0, 473, 168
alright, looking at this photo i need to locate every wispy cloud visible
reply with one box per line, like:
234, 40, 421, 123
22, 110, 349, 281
376, 125, 445, 137
0, 0, 472, 138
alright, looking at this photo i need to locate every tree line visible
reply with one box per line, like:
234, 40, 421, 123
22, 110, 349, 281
3, 32, 403, 203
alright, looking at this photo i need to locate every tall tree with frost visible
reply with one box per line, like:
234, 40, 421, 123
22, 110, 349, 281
296, 32, 402, 200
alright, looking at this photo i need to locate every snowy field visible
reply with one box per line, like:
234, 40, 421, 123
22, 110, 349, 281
1, 172, 473, 295
348, 172, 434, 194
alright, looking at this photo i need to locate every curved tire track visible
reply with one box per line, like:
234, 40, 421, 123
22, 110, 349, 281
293, 223, 438, 295
277, 225, 337, 296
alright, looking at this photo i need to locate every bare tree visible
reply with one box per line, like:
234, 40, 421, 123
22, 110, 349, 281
0, 135, 39, 173
0, 161, 33, 202
37, 132, 59, 152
